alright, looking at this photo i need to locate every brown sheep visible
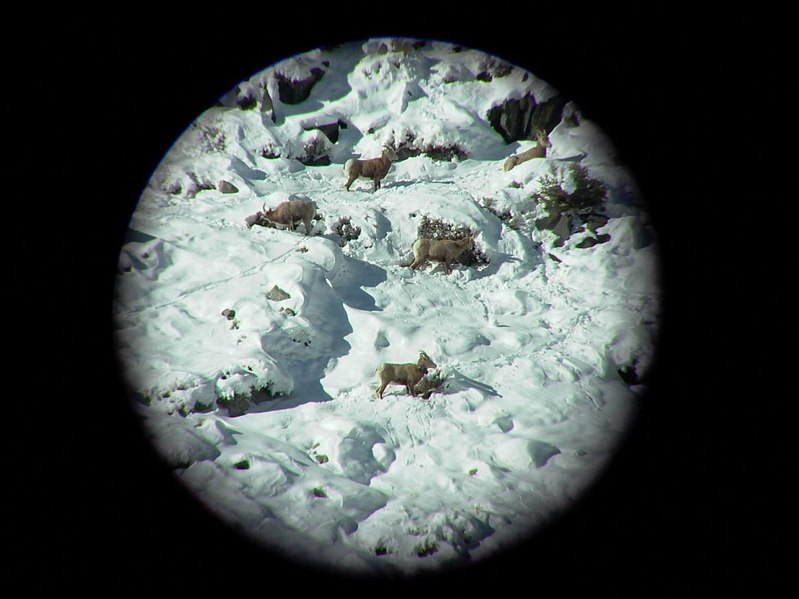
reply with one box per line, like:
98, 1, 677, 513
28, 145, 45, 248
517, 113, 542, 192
410, 235, 475, 274
344, 147, 399, 191
375, 352, 438, 399
503, 129, 551, 171
257, 197, 317, 235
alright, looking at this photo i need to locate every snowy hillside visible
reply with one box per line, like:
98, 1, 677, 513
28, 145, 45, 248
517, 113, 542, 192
113, 38, 659, 575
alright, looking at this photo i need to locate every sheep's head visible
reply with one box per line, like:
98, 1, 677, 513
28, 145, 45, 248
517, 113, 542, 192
383, 146, 399, 161
535, 129, 552, 148
418, 351, 437, 372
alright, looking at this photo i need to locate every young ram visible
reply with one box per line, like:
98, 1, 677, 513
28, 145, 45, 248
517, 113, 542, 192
375, 352, 438, 400
343, 147, 399, 191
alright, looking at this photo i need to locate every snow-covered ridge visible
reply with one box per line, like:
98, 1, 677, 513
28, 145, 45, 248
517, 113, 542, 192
113, 38, 659, 575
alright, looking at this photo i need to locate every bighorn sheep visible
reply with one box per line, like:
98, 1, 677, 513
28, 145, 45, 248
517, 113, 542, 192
503, 129, 551, 171
410, 235, 475, 274
375, 351, 438, 399
247, 197, 317, 235
344, 147, 399, 191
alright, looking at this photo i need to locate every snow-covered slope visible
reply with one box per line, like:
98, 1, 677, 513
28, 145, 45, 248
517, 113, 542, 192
113, 38, 659, 575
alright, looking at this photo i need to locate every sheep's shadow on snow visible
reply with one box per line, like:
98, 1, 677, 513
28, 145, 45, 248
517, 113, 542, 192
381, 179, 416, 190
445, 368, 501, 398
384, 368, 500, 401
382, 179, 457, 191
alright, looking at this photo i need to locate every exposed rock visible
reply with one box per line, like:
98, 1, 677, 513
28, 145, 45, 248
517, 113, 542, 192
297, 132, 332, 166
261, 146, 281, 159
576, 233, 612, 249
259, 86, 275, 121
487, 95, 535, 144
529, 440, 561, 468
618, 359, 644, 386
530, 95, 567, 135
475, 58, 513, 82
236, 93, 257, 110
487, 93, 566, 144
303, 120, 345, 144
274, 67, 326, 105
534, 206, 564, 232
298, 154, 331, 167
266, 285, 291, 301
584, 213, 610, 233
218, 180, 239, 194
551, 215, 571, 247
218, 387, 278, 417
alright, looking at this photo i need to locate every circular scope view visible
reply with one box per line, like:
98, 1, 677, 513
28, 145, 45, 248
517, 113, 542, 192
113, 37, 660, 575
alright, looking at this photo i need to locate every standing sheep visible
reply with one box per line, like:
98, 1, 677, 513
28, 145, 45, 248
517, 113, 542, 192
344, 147, 399, 191
503, 129, 552, 171
410, 235, 475, 274
375, 352, 438, 399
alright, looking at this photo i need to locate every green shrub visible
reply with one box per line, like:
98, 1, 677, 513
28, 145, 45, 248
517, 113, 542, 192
531, 164, 607, 215
531, 165, 610, 246
414, 538, 439, 557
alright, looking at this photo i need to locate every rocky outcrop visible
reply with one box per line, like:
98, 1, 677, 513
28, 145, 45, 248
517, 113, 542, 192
217, 387, 279, 417
297, 134, 332, 166
487, 94, 567, 144
302, 119, 347, 144
266, 285, 291, 302
275, 67, 326, 105
218, 180, 239, 194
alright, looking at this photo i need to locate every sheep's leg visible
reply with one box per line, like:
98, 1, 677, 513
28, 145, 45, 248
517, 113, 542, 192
376, 382, 386, 399
373, 177, 380, 191
410, 257, 422, 270
303, 218, 311, 235
345, 175, 356, 190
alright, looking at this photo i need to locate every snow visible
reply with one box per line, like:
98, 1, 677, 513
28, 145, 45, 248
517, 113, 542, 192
113, 39, 660, 576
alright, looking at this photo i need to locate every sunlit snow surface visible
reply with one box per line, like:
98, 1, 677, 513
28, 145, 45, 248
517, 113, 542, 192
113, 38, 659, 575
